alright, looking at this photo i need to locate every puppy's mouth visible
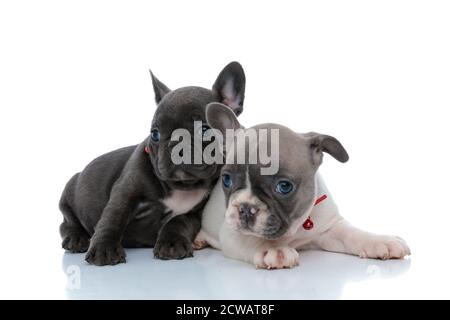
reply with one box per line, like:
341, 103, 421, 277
262, 227, 286, 240
160, 168, 218, 190
225, 202, 287, 240
168, 179, 205, 190
232, 226, 285, 240
240, 224, 286, 240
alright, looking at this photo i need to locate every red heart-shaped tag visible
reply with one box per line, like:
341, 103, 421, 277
303, 217, 314, 230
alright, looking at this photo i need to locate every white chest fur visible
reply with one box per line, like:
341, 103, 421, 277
162, 188, 208, 216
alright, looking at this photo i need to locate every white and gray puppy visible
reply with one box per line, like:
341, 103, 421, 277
195, 103, 410, 269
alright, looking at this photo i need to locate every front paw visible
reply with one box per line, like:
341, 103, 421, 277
85, 241, 126, 266
253, 247, 299, 269
62, 233, 90, 253
359, 235, 411, 260
154, 235, 193, 260
192, 232, 209, 250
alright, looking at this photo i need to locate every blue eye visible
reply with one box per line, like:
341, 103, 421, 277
150, 129, 160, 142
198, 125, 210, 137
275, 180, 294, 195
222, 173, 232, 188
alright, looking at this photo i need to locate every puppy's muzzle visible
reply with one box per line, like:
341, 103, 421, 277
238, 202, 259, 227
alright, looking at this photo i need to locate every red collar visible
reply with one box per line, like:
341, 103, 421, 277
302, 194, 327, 230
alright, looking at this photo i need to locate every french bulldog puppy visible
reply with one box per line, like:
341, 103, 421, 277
195, 103, 410, 269
59, 62, 246, 266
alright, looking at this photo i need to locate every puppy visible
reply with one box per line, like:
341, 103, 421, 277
195, 103, 410, 269
59, 62, 246, 266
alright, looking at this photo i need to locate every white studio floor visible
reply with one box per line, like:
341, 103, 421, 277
64, 248, 411, 299
59, 248, 413, 300
0, 226, 449, 299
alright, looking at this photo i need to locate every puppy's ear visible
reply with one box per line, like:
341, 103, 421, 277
212, 61, 246, 116
149, 70, 171, 104
206, 102, 241, 136
305, 132, 349, 165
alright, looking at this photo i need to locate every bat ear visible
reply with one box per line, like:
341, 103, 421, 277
212, 61, 246, 116
206, 102, 241, 136
149, 70, 171, 104
305, 132, 349, 165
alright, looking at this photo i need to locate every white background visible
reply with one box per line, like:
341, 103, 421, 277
0, 0, 449, 299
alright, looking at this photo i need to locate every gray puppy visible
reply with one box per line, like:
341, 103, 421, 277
196, 103, 410, 269
59, 62, 246, 266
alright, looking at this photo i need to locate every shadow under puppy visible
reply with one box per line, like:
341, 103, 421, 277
59, 62, 246, 266
196, 103, 410, 269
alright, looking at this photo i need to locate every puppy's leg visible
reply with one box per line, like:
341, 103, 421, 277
193, 229, 223, 250
192, 230, 210, 250
60, 202, 90, 253
59, 174, 90, 253
253, 247, 300, 269
85, 185, 138, 266
314, 219, 411, 259
220, 226, 299, 269
154, 209, 201, 260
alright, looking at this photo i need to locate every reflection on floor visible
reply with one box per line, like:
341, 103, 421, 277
62, 248, 410, 299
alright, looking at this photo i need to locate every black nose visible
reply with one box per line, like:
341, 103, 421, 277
239, 203, 259, 218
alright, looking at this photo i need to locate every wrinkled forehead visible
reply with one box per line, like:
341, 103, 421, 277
154, 106, 206, 129
153, 87, 216, 125
279, 138, 315, 173
224, 125, 315, 177
162, 86, 215, 108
